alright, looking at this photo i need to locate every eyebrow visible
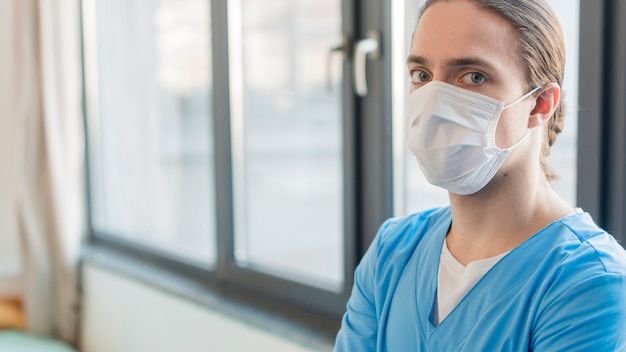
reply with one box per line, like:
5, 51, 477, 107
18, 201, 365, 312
406, 55, 497, 70
406, 55, 428, 65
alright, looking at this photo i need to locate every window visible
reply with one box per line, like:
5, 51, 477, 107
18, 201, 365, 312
83, 0, 216, 266
229, 0, 345, 289
545, 0, 580, 207
82, 0, 381, 323
577, 0, 626, 241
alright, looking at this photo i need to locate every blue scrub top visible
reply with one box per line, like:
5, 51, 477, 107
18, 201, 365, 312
335, 207, 626, 351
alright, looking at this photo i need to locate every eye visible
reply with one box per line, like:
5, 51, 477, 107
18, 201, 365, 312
410, 70, 431, 84
461, 72, 486, 85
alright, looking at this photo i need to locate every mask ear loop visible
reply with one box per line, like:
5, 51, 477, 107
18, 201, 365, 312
501, 85, 545, 150
502, 85, 544, 110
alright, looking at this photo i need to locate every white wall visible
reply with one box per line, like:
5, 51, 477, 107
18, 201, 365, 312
0, 0, 22, 298
81, 264, 332, 352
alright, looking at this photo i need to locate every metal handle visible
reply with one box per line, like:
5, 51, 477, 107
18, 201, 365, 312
353, 31, 380, 97
326, 35, 350, 93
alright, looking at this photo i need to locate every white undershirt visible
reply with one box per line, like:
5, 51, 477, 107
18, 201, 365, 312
433, 239, 509, 326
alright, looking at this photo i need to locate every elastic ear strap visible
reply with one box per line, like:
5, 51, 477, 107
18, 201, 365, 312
503, 85, 543, 110
507, 126, 538, 151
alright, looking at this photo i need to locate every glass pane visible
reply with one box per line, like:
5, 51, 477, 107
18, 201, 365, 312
230, 0, 344, 289
84, 0, 216, 265
393, 0, 579, 216
545, 0, 579, 207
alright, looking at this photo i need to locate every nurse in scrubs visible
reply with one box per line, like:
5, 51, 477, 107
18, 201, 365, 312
335, 0, 626, 350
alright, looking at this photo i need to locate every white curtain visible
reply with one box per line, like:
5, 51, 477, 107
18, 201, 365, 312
13, 0, 84, 345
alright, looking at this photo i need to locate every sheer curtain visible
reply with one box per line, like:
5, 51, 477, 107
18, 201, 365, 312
13, 0, 83, 344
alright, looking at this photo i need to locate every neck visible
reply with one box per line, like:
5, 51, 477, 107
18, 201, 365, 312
445, 168, 573, 265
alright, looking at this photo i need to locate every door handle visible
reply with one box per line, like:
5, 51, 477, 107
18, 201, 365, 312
353, 31, 380, 97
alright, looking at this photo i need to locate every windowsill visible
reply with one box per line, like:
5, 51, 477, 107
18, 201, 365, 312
81, 243, 337, 351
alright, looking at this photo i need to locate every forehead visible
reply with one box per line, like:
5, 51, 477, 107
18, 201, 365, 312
411, 0, 523, 73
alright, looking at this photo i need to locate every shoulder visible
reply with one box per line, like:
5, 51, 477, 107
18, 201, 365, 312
365, 206, 450, 276
535, 212, 626, 322
529, 213, 626, 349
374, 206, 450, 254
551, 212, 626, 277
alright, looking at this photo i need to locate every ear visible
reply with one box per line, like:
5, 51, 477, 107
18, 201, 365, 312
528, 82, 560, 128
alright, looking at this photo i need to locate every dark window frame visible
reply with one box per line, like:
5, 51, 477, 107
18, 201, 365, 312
578, 0, 626, 243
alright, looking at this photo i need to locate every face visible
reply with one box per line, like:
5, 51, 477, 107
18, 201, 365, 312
408, 0, 535, 148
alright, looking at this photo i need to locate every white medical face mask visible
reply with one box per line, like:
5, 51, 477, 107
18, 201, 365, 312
406, 81, 541, 195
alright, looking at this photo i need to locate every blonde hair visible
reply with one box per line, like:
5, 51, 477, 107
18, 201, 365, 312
419, 0, 566, 181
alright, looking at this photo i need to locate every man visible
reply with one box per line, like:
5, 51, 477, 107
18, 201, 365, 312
335, 0, 626, 350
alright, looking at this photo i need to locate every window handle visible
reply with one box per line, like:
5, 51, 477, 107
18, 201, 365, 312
353, 31, 380, 97
326, 35, 350, 93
